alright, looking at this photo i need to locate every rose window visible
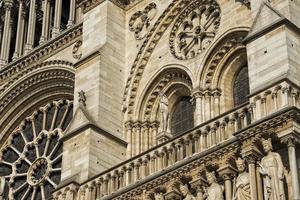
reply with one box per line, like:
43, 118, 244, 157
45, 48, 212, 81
169, 0, 221, 60
0, 100, 73, 200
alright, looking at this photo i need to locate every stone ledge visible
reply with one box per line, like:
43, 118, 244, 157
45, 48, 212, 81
61, 122, 127, 147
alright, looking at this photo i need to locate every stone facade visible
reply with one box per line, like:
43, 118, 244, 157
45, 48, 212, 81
0, 0, 299, 199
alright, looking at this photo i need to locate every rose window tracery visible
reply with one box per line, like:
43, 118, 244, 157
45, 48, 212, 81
169, 0, 221, 60
0, 99, 73, 200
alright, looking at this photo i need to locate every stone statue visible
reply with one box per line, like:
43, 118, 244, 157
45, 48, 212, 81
159, 92, 169, 132
259, 138, 285, 200
154, 192, 165, 200
233, 157, 251, 200
180, 184, 197, 200
204, 171, 224, 200
0, 176, 5, 200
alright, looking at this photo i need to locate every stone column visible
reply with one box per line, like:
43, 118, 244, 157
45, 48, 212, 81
142, 122, 149, 152
135, 122, 141, 155
248, 157, 258, 200
0, 0, 13, 67
24, 0, 37, 54
13, 0, 25, 60
213, 90, 221, 117
0, 25, 3, 49
218, 156, 236, 200
40, 0, 51, 44
204, 91, 211, 120
150, 122, 159, 148
67, 0, 76, 28
52, 0, 62, 38
192, 89, 203, 126
282, 136, 300, 199
125, 122, 133, 158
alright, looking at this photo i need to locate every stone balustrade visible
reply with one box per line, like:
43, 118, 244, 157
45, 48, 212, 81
53, 80, 300, 200
250, 80, 300, 120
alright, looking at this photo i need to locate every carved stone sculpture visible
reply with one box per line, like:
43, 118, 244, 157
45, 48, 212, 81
159, 92, 169, 132
259, 138, 286, 200
233, 157, 251, 200
180, 184, 197, 200
204, 171, 224, 200
154, 192, 165, 200
129, 2, 157, 39
169, 0, 221, 60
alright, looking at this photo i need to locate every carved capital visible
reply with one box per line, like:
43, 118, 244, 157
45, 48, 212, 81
241, 137, 263, 163
280, 133, 300, 148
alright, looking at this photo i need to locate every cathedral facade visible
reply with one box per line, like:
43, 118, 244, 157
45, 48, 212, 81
0, 0, 300, 199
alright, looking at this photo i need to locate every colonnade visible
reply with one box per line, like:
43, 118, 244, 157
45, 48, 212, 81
0, 0, 77, 68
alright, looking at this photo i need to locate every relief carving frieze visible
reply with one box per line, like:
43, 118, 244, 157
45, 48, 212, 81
129, 2, 157, 40
169, 0, 221, 60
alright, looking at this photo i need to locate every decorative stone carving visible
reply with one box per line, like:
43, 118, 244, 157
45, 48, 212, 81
129, 2, 157, 40
258, 138, 286, 200
169, 0, 221, 60
78, 90, 86, 107
159, 92, 169, 133
233, 157, 251, 200
0, 100, 73, 199
180, 183, 197, 200
204, 171, 224, 200
154, 192, 165, 200
72, 40, 82, 60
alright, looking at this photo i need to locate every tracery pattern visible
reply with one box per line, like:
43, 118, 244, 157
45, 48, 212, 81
0, 99, 73, 200
169, 0, 221, 60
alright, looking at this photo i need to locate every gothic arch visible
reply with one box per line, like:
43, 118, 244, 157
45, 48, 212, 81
0, 60, 75, 146
123, 0, 220, 116
0, 60, 74, 199
136, 66, 193, 123
198, 29, 249, 112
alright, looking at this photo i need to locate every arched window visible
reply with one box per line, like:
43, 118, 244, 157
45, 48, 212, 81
171, 97, 194, 135
233, 65, 250, 106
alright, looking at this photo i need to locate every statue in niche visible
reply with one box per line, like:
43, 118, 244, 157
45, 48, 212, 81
232, 157, 251, 200
203, 171, 224, 200
159, 92, 169, 132
180, 183, 197, 200
259, 138, 285, 200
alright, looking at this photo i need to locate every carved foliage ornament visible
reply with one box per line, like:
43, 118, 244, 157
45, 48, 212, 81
129, 2, 157, 40
0, 100, 73, 200
72, 40, 82, 60
170, 0, 221, 60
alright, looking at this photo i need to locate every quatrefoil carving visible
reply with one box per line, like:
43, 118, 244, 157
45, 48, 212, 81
170, 0, 221, 60
129, 2, 157, 40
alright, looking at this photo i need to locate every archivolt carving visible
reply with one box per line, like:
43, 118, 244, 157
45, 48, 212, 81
199, 30, 248, 89
123, 0, 191, 115
169, 0, 221, 60
129, 2, 157, 40
0, 61, 74, 146
0, 99, 73, 200
139, 68, 193, 120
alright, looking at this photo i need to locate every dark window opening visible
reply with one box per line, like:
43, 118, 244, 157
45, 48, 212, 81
233, 65, 250, 106
171, 96, 194, 135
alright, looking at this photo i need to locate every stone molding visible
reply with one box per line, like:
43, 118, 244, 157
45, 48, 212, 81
0, 23, 82, 84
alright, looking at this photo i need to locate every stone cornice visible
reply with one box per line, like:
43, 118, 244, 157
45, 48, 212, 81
0, 23, 82, 85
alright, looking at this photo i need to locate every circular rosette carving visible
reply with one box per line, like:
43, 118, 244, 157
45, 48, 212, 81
170, 0, 221, 60
0, 100, 73, 200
